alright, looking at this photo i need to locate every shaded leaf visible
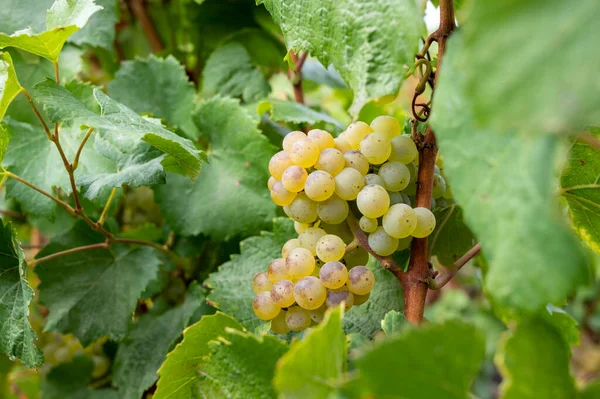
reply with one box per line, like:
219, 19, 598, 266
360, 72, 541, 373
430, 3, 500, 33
69, 0, 118, 51
258, 99, 343, 129
41, 356, 117, 399
430, 204, 476, 265
380, 310, 408, 336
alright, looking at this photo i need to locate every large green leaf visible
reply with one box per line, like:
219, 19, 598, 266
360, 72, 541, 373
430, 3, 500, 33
41, 356, 117, 399
258, 99, 343, 129
0, 0, 53, 35
258, 0, 425, 114
495, 318, 576, 399
0, 219, 43, 368
35, 223, 161, 345
155, 97, 277, 239
457, 0, 600, 134
561, 129, 600, 253
112, 284, 204, 399
430, 34, 588, 313
69, 0, 118, 50
430, 204, 476, 266
274, 307, 346, 399
349, 321, 485, 398
0, 52, 22, 122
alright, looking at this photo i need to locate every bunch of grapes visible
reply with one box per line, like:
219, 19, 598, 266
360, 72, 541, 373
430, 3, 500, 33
42, 333, 110, 378
254, 116, 445, 333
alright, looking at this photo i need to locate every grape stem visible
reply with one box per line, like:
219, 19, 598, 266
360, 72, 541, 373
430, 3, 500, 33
130, 0, 164, 52
428, 243, 481, 290
578, 132, 600, 150
287, 50, 307, 105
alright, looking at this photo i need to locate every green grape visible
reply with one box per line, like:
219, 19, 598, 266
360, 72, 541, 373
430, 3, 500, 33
360, 132, 391, 165
315, 148, 345, 176
307, 305, 326, 323
298, 227, 327, 255
283, 192, 318, 223
281, 165, 308, 193
396, 235, 413, 251
282, 238, 302, 258
368, 227, 399, 256
403, 181, 417, 196
382, 204, 417, 238
270, 181, 296, 206
253, 272, 273, 294
253, 291, 281, 320
285, 306, 312, 331
293, 276, 327, 310
378, 162, 410, 192
270, 311, 290, 334
412, 207, 436, 238
442, 185, 453, 200
268, 176, 277, 190
370, 115, 401, 139
317, 195, 349, 224
316, 234, 346, 262
347, 266, 375, 295
359, 216, 378, 233
307, 129, 335, 150
334, 134, 353, 153
282, 130, 307, 152
402, 193, 412, 206
294, 221, 309, 234
344, 150, 370, 175
344, 247, 370, 268
54, 346, 71, 363
432, 173, 447, 198
267, 258, 288, 283
436, 154, 444, 169
322, 222, 355, 244
326, 287, 354, 311
344, 121, 373, 149
304, 170, 336, 201
434, 165, 441, 175
334, 168, 365, 200
270, 280, 296, 307
91, 354, 110, 379
431, 197, 437, 210
286, 247, 316, 279
365, 173, 386, 188
353, 292, 370, 306
290, 138, 320, 168
388, 191, 404, 206
389, 135, 418, 164
407, 162, 418, 183
319, 261, 348, 289
357, 184, 390, 218
268, 151, 294, 180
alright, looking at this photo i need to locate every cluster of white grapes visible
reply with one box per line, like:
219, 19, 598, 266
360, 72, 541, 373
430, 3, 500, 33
255, 116, 448, 333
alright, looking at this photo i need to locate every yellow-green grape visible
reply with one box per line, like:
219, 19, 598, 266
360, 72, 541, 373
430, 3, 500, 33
270, 280, 296, 307
344, 121, 373, 149
304, 170, 336, 201
285, 306, 312, 331
268, 258, 288, 283
354, 292, 370, 306
359, 216, 378, 233
283, 130, 307, 152
382, 204, 417, 239
282, 238, 302, 258
334, 134, 353, 153
334, 168, 365, 200
368, 227, 399, 256
270, 181, 296, 206
317, 195, 349, 224
365, 173, 386, 188
431, 198, 437, 210
54, 346, 71, 363
370, 115, 401, 139
316, 234, 346, 262
396, 236, 413, 251
402, 193, 412, 207
412, 207, 436, 238
268, 176, 277, 190
407, 162, 418, 183
389, 135, 418, 164
347, 266, 375, 295
253, 272, 272, 294
357, 184, 390, 218
298, 227, 327, 255
294, 221, 309, 234
344, 150, 369, 175
307, 129, 335, 150
283, 192, 318, 223
290, 138, 320, 168
281, 165, 308, 193
326, 287, 354, 311
434, 165, 441, 175
322, 222, 355, 244
270, 311, 290, 334
268, 151, 294, 180
442, 185, 453, 200
286, 247, 316, 279
319, 261, 348, 289
293, 276, 327, 310
389, 191, 404, 206
344, 247, 370, 268
360, 132, 392, 165
253, 291, 281, 320
91, 355, 110, 379
403, 181, 417, 196
308, 305, 327, 323
378, 162, 410, 192
315, 148, 345, 176
432, 174, 447, 198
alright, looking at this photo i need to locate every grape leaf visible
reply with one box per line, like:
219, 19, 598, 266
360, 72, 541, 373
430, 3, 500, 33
0, 125, 7, 163
0, 52, 22, 122
155, 96, 277, 239
580, 381, 600, 399
41, 356, 117, 399
380, 310, 408, 336
0, 0, 54, 36
112, 284, 205, 399
258, 0, 425, 114
561, 129, 600, 253
0, 219, 43, 368
457, 0, 600, 134
154, 312, 244, 399
274, 306, 346, 399
69, 0, 118, 51
258, 99, 343, 129
0, 0, 102, 61
204, 218, 294, 330
35, 223, 161, 345
495, 318, 576, 399
223, 28, 287, 70
430, 34, 588, 313
202, 42, 270, 103
349, 321, 485, 399
107, 55, 198, 139
430, 204, 477, 265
